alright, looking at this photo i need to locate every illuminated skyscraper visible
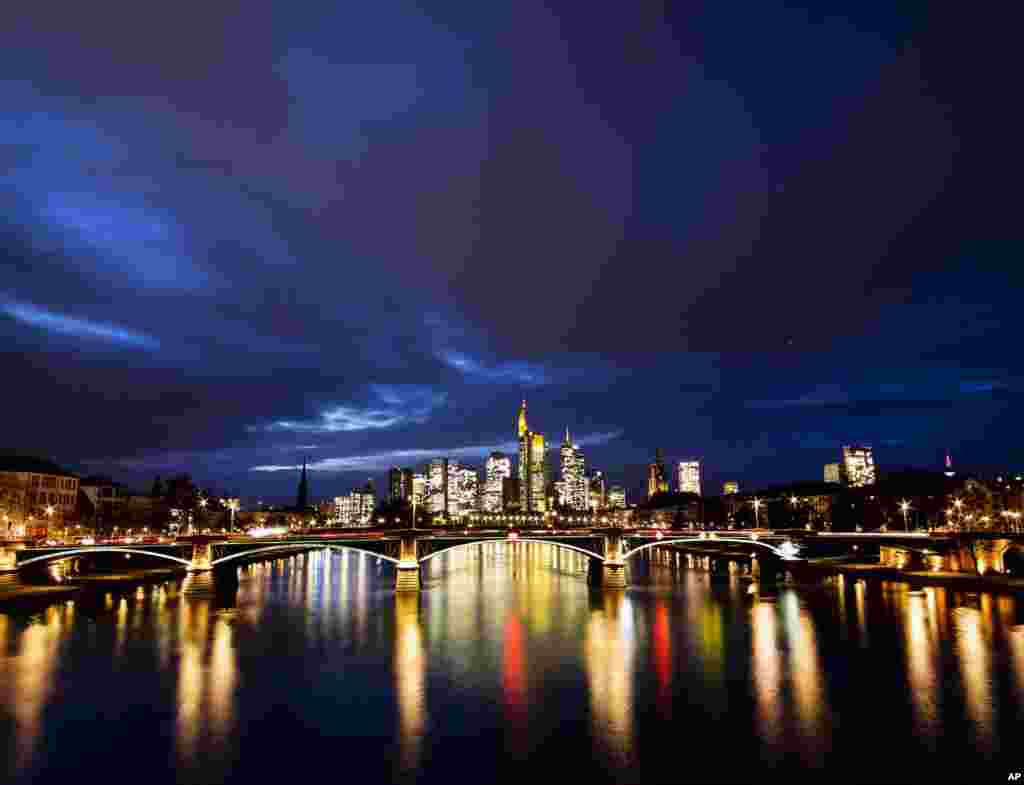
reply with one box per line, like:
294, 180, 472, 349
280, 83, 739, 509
647, 449, 668, 499
389, 467, 413, 503
608, 486, 626, 509
517, 400, 547, 513
428, 458, 448, 516
842, 445, 876, 487
559, 429, 588, 511
590, 471, 607, 511
678, 460, 702, 496
722, 481, 739, 495
411, 472, 427, 506
485, 452, 512, 513
823, 463, 842, 484
448, 465, 478, 518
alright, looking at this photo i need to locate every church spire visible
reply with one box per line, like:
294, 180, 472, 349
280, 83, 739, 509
296, 456, 309, 511
565, 426, 571, 445
518, 399, 528, 438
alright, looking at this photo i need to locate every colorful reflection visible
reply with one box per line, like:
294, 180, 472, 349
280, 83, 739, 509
584, 591, 635, 769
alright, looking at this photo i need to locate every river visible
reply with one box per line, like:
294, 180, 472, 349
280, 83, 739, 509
1, 542, 1021, 783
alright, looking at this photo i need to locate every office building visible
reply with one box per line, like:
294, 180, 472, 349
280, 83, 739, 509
824, 463, 842, 484
842, 445, 876, 487
428, 458, 448, 516
678, 460, 702, 496
722, 481, 739, 495
608, 486, 626, 510
559, 429, 588, 511
517, 400, 547, 513
647, 449, 668, 499
334, 482, 375, 526
484, 452, 512, 513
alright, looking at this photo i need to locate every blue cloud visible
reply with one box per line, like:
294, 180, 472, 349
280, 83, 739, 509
251, 429, 623, 473
252, 385, 446, 434
2, 300, 159, 349
440, 351, 550, 386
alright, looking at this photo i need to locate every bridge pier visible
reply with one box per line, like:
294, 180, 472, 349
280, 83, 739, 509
182, 569, 218, 599
189, 542, 213, 572
396, 532, 421, 592
601, 530, 627, 589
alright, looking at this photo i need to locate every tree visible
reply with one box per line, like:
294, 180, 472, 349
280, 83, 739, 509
151, 475, 165, 498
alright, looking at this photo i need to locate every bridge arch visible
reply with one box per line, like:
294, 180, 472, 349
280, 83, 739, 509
16, 547, 193, 570
210, 542, 400, 567
622, 537, 801, 562
417, 537, 606, 565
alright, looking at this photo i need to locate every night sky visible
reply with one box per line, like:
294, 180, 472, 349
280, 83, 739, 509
1, 3, 1018, 504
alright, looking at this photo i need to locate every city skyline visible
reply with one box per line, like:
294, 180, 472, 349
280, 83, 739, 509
1, 3, 1019, 509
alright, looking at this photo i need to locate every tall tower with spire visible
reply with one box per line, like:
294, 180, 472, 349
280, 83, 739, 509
517, 400, 546, 513
296, 457, 309, 511
647, 448, 668, 499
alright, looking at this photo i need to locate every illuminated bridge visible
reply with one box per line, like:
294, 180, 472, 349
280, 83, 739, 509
3, 529, 803, 594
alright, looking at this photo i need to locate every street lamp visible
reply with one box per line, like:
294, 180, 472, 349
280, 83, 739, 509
752, 498, 762, 529
900, 500, 911, 532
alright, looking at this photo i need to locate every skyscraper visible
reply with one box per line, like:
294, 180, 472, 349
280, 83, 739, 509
411, 472, 427, 507
559, 429, 588, 511
722, 481, 739, 495
428, 458, 448, 516
647, 449, 668, 499
590, 471, 607, 511
388, 467, 413, 503
517, 400, 547, 513
823, 463, 842, 484
608, 486, 626, 509
485, 452, 512, 513
678, 460, 702, 496
842, 445, 876, 487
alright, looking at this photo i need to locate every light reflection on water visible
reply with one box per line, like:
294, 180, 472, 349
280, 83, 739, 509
0, 542, 1022, 783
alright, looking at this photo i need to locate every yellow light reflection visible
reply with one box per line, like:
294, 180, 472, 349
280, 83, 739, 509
904, 593, 940, 742
953, 606, 995, 752
584, 591, 634, 769
395, 593, 426, 774
751, 599, 783, 755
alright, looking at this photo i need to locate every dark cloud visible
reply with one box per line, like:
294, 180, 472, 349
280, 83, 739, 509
0, 2, 1019, 502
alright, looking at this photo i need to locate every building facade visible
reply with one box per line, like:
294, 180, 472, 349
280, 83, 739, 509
824, 463, 842, 484
558, 429, 588, 511
484, 452, 511, 513
607, 486, 626, 510
0, 456, 80, 538
517, 401, 547, 513
388, 467, 413, 504
428, 458, 448, 516
678, 460, 702, 496
842, 445, 877, 487
647, 449, 668, 499
334, 484, 375, 526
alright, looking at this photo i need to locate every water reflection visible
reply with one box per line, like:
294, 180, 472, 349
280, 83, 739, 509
904, 591, 941, 743
2, 546, 1024, 784
584, 590, 634, 769
395, 593, 426, 774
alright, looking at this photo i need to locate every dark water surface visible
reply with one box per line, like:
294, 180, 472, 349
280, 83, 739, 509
2, 543, 1022, 784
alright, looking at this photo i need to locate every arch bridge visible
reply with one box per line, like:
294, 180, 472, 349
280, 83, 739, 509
5, 529, 802, 593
